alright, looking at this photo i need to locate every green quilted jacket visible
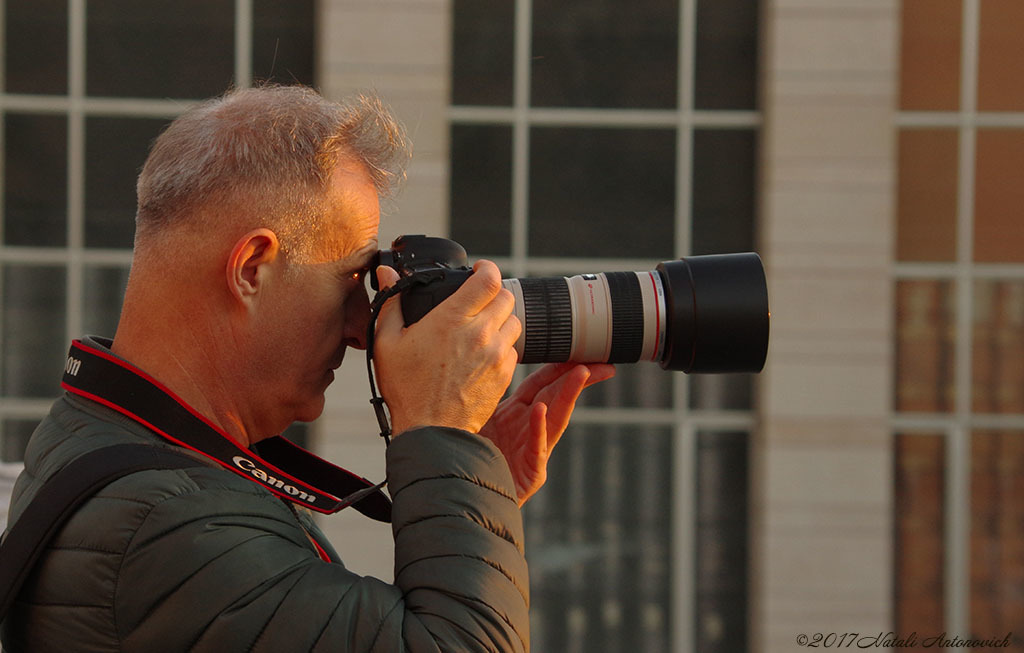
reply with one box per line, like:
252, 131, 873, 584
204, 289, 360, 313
1, 394, 529, 652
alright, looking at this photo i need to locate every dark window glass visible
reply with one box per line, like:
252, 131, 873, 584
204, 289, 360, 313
691, 129, 757, 255
529, 127, 676, 259
524, 423, 672, 652
85, 117, 170, 249
450, 124, 513, 257
86, 0, 234, 98
82, 266, 131, 337
689, 374, 753, 411
696, 430, 748, 653
4, 0, 68, 94
4, 113, 68, 247
531, 0, 678, 108
575, 359, 672, 409
1, 419, 38, 462
252, 0, 316, 86
1, 265, 66, 398
452, 0, 514, 106
894, 432, 946, 633
694, 0, 760, 110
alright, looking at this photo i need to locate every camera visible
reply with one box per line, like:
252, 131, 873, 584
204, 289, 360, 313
370, 235, 769, 373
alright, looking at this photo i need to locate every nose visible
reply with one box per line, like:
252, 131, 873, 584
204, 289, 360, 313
342, 281, 371, 350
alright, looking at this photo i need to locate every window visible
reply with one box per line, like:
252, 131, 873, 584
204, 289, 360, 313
0, 0, 315, 461
450, 1, 761, 649
895, 0, 1024, 637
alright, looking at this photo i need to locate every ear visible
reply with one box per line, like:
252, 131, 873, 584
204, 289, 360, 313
226, 228, 281, 304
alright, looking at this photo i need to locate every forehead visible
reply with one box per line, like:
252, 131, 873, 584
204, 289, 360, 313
322, 158, 381, 262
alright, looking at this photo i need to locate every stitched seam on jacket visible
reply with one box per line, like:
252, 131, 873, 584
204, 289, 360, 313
112, 473, 199, 650
308, 575, 358, 651
367, 596, 405, 652
245, 567, 309, 652
390, 474, 517, 505
394, 553, 528, 606
399, 585, 527, 653
406, 610, 498, 653
112, 474, 294, 646
397, 512, 520, 550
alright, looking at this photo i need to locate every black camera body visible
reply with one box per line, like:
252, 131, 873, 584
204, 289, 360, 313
371, 234, 769, 374
371, 235, 475, 325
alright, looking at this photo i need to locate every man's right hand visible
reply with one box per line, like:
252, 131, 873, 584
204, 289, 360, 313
372, 260, 521, 436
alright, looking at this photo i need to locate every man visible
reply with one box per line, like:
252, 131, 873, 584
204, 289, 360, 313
1, 86, 612, 651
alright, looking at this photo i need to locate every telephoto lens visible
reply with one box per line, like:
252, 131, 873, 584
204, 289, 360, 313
373, 235, 770, 374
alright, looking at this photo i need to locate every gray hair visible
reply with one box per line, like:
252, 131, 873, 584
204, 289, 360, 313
135, 85, 410, 260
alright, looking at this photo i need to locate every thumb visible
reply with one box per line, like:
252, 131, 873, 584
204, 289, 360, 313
374, 266, 405, 335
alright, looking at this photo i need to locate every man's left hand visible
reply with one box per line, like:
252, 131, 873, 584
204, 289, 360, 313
479, 362, 615, 506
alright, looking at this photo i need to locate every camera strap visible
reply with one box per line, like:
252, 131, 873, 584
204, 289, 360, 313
365, 269, 449, 443
61, 338, 392, 522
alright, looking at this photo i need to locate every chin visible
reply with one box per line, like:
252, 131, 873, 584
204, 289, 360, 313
293, 396, 327, 424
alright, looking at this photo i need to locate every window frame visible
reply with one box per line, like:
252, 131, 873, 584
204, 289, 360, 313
894, 0, 1024, 635
448, 0, 762, 649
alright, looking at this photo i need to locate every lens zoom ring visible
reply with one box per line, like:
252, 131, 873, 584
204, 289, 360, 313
605, 272, 644, 363
519, 277, 572, 363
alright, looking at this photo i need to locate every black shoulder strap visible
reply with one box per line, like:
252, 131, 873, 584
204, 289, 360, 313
0, 444, 202, 622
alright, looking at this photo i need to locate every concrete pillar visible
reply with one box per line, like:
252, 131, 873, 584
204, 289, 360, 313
314, 0, 451, 580
755, 1, 899, 649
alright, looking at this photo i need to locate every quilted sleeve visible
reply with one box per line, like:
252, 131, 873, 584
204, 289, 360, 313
119, 427, 529, 652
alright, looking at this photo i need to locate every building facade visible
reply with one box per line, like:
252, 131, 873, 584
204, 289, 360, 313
1, 1, 1021, 651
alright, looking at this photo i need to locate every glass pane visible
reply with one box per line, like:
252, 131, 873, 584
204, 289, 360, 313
695, 430, 748, 653
252, 0, 315, 86
1, 419, 38, 463
899, 0, 962, 111
451, 0, 514, 106
524, 423, 672, 652
972, 280, 1024, 414
894, 280, 955, 413
450, 124, 513, 257
893, 432, 946, 633
85, 117, 170, 249
896, 129, 958, 262
1, 265, 66, 398
4, 0, 67, 94
689, 374, 752, 411
86, 0, 234, 98
694, 0, 759, 110
575, 361, 672, 410
974, 129, 1024, 262
978, 0, 1024, 111
531, 0, 678, 109
4, 113, 67, 246
970, 430, 1024, 637
691, 129, 756, 255
82, 265, 130, 337
528, 127, 675, 259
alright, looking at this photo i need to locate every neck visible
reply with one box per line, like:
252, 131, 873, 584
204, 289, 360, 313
112, 296, 257, 449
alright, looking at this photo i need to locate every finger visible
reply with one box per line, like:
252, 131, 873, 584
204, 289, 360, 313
375, 265, 400, 290
581, 363, 616, 387
440, 260, 505, 318
542, 365, 592, 443
529, 402, 548, 458
511, 362, 578, 404
498, 310, 523, 350
373, 266, 405, 337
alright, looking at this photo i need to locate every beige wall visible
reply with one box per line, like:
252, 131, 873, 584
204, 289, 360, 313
314, 0, 452, 581
756, 1, 898, 650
